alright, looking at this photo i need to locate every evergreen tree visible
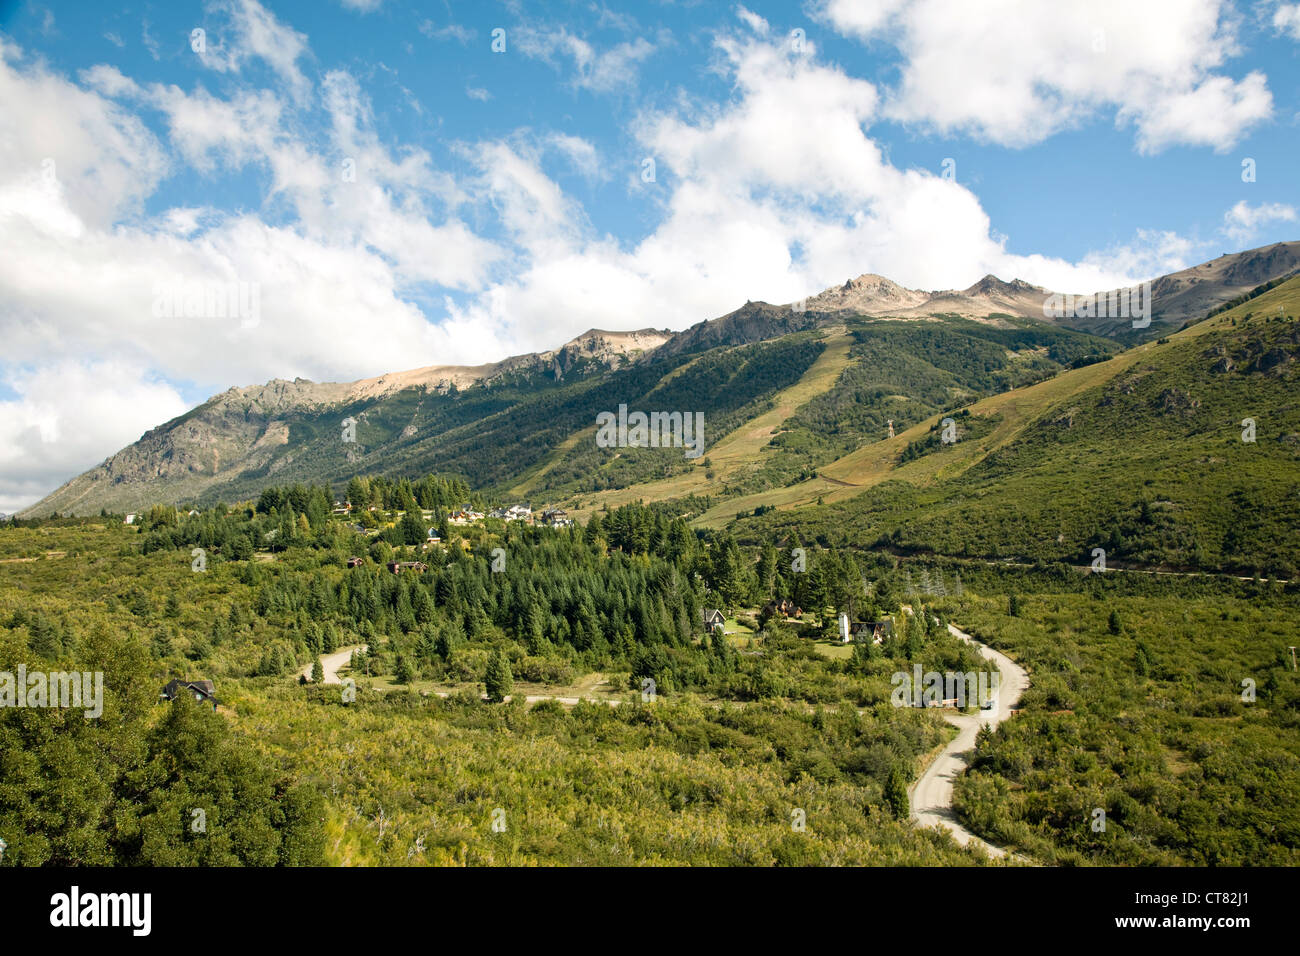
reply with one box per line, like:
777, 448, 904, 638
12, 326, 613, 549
311, 657, 324, 683
484, 650, 513, 702
394, 654, 414, 684
885, 767, 909, 820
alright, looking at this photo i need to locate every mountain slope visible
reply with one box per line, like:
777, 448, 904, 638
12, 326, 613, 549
21, 243, 1300, 519
725, 275, 1300, 576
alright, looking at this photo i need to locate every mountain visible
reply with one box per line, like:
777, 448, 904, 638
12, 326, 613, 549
19, 243, 1300, 521
723, 274, 1300, 576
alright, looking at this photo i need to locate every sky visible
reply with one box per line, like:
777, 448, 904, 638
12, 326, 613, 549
1, 0, 1298, 513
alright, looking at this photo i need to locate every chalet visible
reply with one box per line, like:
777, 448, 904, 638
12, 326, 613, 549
701, 608, 726, 633
541, 508, 572, 528
160, 679, 219, 711
124, 513, 138, 525
761, 598, 802, 619
386, 561, 428, 574
346, 556, 364, 568
846, 619, 894, 645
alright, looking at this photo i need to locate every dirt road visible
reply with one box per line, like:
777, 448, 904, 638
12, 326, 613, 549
300, 644, 368, 685
908, 622, 1029, 859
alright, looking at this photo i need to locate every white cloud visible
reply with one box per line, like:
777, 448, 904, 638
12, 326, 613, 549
1274, 3, 1300, 40
736, 5, 771, 35
1080, 229, 1200, 284
466, 86, 491, 101
0, 359, 191, 515
516, 26, 659, 92
195, 0, 312, 102
818, 0, 1272, 153
442, 27, 1157, 362
1222, 200, 1297, 243
419, 20, 474, 44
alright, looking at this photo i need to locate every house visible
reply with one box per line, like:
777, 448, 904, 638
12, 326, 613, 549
701, 608, 726, 633
346, 556, 364, 568
124, 513, 138, 525
844, 619, 894, 645
386, 561, 427, 574
505, 504, 532, 522
160, 679, 220, 711
761, 598, 802, 619
540, 509, 573, 528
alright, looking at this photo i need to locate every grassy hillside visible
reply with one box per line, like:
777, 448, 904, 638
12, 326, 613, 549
726, 277, 1300, 577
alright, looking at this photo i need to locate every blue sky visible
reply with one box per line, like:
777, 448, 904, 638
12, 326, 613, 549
1, 0, 1299, 512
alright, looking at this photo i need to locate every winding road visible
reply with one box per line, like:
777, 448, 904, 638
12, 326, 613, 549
300, 644, 368, 684
303, 626, 1029, 858
908, 622, 1029, 859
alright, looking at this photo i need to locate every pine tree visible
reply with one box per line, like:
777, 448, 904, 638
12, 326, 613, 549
885, 767, 909, 820
484, 650, 513, 702
394, 654, 414, 684
311, 657, 324, 683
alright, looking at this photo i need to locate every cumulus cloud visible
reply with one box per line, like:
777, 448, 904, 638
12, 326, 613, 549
0, 359, 191, 515
1222, 200, 1298, 243
817, 0, 1272, 153
1274, 3, 1300, 40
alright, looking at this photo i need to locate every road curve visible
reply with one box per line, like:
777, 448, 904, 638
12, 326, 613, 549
300, 644, 368, 685
908, 622, 1029, 859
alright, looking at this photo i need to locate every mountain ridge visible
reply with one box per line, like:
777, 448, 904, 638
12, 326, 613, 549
19, 241, 1300, 518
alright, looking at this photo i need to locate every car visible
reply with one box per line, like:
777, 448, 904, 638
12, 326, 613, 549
981, 698, 996, 711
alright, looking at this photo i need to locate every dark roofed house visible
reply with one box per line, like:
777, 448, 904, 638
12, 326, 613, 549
849, 620, 895, 645
386, 561, 428, 574
761, 598, 803, 619
346, 556, 363, 568
701, 608, 726, 633
160, 678, 219, 711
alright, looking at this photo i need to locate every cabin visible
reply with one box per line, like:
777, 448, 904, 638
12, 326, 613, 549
124, 513, 138, 525
849, 620, 894, 645
701, 608, 726, 633
386, 561, 427, 574
837, 613, 895, 644
160, 679, 219, 711
761, 598, 802, 619
346, 556, 364, 568
540, 508, 572, 528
